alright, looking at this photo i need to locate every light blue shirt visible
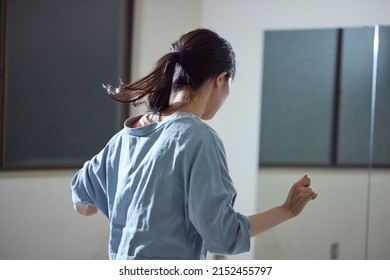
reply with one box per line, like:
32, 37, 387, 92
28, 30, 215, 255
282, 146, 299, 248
71, 112, 250, 259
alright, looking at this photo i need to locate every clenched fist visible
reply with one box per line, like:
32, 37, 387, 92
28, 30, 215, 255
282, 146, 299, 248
282, 174, 318, 217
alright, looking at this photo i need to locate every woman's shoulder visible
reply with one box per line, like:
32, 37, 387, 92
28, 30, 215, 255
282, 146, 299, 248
164, 112, 224, 150
119, 111, 223, 148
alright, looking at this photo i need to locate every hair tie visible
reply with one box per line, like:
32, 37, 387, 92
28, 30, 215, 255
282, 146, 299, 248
170, 51, 181, 64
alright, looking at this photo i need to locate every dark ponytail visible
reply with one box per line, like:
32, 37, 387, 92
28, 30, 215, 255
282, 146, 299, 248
105, 28, 235, 113
105, 52, 179, 113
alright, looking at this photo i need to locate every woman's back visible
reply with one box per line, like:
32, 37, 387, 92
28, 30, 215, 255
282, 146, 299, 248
71, 112, 251, 259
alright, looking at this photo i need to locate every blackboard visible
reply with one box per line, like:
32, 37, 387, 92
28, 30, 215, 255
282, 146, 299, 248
1, 0, 133, 169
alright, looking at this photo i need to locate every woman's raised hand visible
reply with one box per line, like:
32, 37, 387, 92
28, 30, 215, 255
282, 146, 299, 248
282, 174, 318, 217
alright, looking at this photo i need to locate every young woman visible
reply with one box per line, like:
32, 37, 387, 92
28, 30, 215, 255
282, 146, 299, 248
71, 28, 317, 260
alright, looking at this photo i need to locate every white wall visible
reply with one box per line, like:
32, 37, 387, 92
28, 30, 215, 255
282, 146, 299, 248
257, 168, 390, 259
0, 171, 109, 259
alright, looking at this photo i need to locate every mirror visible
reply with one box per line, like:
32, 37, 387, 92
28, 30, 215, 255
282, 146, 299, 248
257, 25, 390, 259
365, 25, 390, 259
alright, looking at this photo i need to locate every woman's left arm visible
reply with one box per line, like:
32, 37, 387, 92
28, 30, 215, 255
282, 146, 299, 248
73, 204, 98, 216
248, 174, 317, 237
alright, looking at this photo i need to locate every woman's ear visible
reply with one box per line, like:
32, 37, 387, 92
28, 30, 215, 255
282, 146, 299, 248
213, 72, 228, 88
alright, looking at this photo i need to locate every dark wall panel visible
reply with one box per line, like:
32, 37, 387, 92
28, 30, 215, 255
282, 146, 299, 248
337, 28, 374, 166
260, 26, 389, 167
374, 26, 390, 166
260, 29, 338, 166
3, 0, 131, 169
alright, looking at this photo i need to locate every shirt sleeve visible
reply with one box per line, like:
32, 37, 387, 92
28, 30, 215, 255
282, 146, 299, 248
70, 143, 110, 217
186, 128, 251, 255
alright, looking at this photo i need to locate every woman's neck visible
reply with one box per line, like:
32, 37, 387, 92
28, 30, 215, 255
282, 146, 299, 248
161, 83, 212, 118
161, 90, 206, 120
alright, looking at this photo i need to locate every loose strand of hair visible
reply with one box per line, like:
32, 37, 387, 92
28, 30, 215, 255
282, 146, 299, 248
105, 53, 177, 113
